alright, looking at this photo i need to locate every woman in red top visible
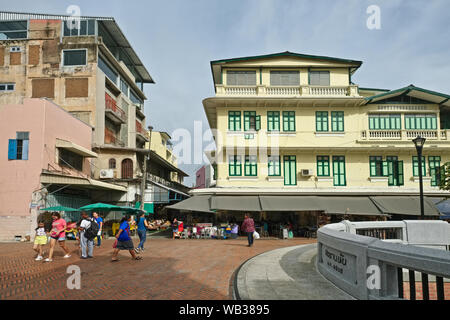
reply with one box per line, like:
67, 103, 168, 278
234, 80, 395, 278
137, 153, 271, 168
241, 214, 255, 247
45, 212, 71, 262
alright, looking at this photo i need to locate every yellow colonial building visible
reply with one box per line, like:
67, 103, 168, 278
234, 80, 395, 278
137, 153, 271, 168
175, 52, 450, 226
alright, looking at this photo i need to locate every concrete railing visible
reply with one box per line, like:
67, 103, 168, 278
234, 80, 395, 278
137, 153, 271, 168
317, 220, 450, 300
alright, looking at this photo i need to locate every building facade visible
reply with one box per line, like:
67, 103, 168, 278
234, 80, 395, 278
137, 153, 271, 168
186, 52, 449, 225
0, 99, 126, 241
0, 11, 154, 206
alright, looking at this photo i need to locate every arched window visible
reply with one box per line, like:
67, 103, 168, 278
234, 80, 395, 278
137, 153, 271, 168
109, 158, 116, 169
121, 159, 133, 179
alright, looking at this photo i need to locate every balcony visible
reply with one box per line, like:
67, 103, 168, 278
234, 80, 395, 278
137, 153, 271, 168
360, 130, 449, 141
215, 84, 359, 98
136, 120, 149, 142
105, 93, 127, 124
104, 128, 125, 147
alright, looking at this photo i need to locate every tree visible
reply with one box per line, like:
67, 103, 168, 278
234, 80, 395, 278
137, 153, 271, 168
439, 162, 450, 191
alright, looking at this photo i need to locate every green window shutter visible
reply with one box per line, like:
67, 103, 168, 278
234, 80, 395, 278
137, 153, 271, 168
370, 158, 376, 177
317, 156, 330, 177
382, 161, 389, 177
256, 115, 261, 131
397, 161, 404, 186
429, 156, 441, 186
316, 112, 328, 132
333, 156, 346, 186
412, 156, 426, 177
269, 156, 281, 176
331, 111, 344, 132
284, 156, 297, 185
283, 111, 295, 132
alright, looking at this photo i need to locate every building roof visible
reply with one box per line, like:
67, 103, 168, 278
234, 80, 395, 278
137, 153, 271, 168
0, 11, 154, 84
149, 150, 189, 177
210, 51, 363, 66
364, 84, 450, 106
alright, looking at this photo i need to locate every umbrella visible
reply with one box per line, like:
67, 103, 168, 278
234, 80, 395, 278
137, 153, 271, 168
121, 206, 147, 214
78, 203, 123, 211
40, 206, 79, 212
436, 200, 450, 215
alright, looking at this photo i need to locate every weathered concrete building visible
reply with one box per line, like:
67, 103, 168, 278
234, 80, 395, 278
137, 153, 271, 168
0, 11, 154, 205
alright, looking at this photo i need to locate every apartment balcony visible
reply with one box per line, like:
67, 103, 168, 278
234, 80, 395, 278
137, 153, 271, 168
104, 128, 125, 147
105, 93, 127, 124
215, 84, 360, 98
136, 120, 149, 142
360, 129, 449, 141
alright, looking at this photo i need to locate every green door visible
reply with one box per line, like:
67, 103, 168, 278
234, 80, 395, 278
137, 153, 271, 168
387, 157, 403, 186
284, 156, 297, 186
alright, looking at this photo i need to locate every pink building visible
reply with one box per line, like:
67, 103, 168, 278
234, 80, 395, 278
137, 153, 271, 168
0, 98, 126, 241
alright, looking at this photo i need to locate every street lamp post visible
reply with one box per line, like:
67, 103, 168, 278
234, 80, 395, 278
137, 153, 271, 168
413, 136, 426, 220
140, 126, 153, 211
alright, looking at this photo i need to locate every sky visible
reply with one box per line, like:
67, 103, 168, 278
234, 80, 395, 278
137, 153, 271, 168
2, 0, 450, 186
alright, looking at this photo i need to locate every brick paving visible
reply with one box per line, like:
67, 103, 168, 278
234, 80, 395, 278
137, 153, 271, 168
0, 237, 316, 300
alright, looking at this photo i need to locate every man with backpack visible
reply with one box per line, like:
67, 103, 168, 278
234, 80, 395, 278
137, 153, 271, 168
78, 211, 99, 259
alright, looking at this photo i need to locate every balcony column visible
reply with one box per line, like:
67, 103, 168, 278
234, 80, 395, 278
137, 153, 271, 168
256, 85, 266, 96
300, 85, 310, 96
216, 84, 225, 95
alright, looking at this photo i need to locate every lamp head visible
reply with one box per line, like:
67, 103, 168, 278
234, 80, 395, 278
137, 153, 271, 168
413, 136, 426, 151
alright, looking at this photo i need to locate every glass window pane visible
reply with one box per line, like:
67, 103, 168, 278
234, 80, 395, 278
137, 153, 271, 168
64, 50, 86, 66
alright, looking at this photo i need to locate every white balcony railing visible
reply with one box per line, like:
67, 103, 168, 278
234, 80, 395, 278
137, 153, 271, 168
224, 86, 257, 96
360, 130, 449, 141
216, 84, 359, 97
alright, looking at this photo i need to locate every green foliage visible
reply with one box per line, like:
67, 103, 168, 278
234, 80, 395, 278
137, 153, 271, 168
439, 162, 450, 191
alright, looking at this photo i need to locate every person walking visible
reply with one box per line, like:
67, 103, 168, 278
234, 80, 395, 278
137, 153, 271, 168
79, 212, 96, 259
45, 212, 71, 262
111, 215, 142, 262
135, 212, 149, 254
33, 221, 47, 261
230, 223, 239, 239
241, 214, 255, 247
92, 212, 103, 247
172, 218, 179, 240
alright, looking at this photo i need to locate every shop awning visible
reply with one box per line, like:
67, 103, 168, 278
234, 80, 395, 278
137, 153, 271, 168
41, 172, 127, 192
55, 139, 98, 158
259, 196, 320, 212
166, 196, 213, 213
211, 196, 262, 212
149, 180, 190, 198
370, 196, 441, 216
318, 197, 387, 216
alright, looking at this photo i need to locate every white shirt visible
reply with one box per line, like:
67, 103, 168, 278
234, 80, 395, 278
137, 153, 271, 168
36, 227, 46, 236
80, 219, 91, 234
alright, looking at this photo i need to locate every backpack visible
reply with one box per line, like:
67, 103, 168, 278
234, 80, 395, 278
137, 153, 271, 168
84, 218, 99, 240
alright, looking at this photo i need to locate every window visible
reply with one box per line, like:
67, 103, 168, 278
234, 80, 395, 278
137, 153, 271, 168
267, 111, 280, 132
244, 111, 260, 131
130, 89, 144, 106
109, 158, 116, 169
270, 71, 300, 86
386, 156, 404, 186
98, 56, 118, 83
8, 132, 29, 160
59, 149, 83, 171
332, 156, 346, 186
282, 111, 295, 132
370, 156, 386, 177
283, 155, 297, 186
0, 83, 15, 92
316, 111, 329, 132
227, 71, 256, 86
120, 79, 129, 97
0, 21, 27, 40
412, 156, 426, 177
229, 156, 242, 176
63, 50, 87, 66
331, 111, 344, 132
244, 156, 257, 176
317, 156, 330, 177
63, 19, 96, 37
121, 159, 133, 179
405, 114, 437, 130
429, 156, 441, 187
369, 114, 402, 130
310, 71, 330, 86
228, 111, 241, 131
212, 164, 217, 181
268, 155, 281, 176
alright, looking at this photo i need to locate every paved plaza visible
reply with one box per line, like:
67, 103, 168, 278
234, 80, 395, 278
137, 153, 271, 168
0, 237, 316, 300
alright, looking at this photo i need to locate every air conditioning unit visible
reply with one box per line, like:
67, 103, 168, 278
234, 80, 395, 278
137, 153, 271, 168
100, 169, 114, 179
301, 169, 314, 177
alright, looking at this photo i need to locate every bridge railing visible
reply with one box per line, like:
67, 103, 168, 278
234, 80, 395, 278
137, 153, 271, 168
317, 220, 450, 300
